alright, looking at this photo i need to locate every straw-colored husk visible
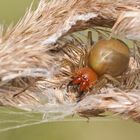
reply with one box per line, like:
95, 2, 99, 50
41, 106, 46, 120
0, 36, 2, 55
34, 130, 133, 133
0, 0, 140, 122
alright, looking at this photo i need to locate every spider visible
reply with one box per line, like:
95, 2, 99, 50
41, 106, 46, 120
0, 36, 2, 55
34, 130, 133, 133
67, 67, 98, 93
66, 31, 130, 98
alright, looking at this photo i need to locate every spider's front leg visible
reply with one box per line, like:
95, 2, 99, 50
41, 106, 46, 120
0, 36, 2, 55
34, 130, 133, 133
76, 81, 90, 100
67, 79, 85, 101
67, 80, 73, 92
67, 79, 78, 93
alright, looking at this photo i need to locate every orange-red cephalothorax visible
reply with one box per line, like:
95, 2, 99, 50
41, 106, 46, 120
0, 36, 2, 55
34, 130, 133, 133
72, 67, 98, 92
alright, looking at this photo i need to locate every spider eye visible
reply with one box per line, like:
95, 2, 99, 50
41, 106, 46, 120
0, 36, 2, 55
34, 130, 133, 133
82, 75, 88, 81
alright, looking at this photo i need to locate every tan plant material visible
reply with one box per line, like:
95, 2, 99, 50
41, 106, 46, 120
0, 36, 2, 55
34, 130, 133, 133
0, 0, 140, 122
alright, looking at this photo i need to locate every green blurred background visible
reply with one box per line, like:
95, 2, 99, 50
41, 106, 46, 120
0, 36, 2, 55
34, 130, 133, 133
0, 0, 140, 140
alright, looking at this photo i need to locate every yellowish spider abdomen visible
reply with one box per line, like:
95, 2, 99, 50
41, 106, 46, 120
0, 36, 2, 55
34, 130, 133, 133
88, 39, 130, 76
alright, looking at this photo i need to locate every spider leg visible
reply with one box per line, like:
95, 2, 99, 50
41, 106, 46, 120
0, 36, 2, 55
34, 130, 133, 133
79, 54, 86, 68
103, 74, 120, 86
76, 81, 89, 101
93, 74, 120, 89
67, 80, 73, 92
67, 80, 80, 93
76, 90, 85, 102
87, 74, 121, 95
87, 31, 93, 47
79, 31, 93, 68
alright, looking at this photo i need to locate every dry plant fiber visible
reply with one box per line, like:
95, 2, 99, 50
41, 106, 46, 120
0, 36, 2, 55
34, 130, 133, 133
0, 0, 140, 125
